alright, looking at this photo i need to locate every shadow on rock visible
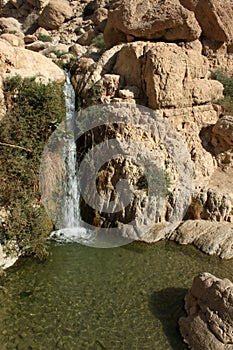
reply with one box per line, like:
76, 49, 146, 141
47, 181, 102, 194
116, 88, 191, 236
149, 288, 188, 350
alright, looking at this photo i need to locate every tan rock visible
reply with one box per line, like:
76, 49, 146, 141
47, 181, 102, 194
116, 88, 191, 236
195, 0, 233, 43
38, 0, 73, 30
77, 29, 97, 46
118, 86, 140, 99
104, 0, 202, 48
212, 116, 233, 147
0, 39, 65, 83
69, 43, 87, 58
25, 40, 52, 52
171, 220, 233, 259
92, 7, 108, 32
0, 33, 24, 47
179, 273, 233, 350
0, 17, 22, 33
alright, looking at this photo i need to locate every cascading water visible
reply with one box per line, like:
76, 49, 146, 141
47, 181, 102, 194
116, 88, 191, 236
50, 72, 91, 243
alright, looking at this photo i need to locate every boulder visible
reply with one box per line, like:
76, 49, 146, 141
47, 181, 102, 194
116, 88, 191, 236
212, 116, 233, 148
0, 33, 25, 47
179, 273, 233, 350
171, 220, 233, 259
0, 17, 22, 34
0, 39, 65, 83
104, 0, 202, 48
38, 0, 73, 30
194, 0, 233, 43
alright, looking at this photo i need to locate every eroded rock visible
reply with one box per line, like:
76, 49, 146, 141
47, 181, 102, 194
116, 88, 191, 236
104, 0, 202, 48
171, 220, 233, 259
179, 273, 233, 349
38, 0, 73, 30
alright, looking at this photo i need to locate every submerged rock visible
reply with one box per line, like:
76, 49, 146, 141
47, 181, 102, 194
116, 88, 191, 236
179, 272, 233, 350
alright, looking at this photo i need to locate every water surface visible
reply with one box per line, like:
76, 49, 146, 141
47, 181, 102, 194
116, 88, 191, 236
0, 241, 233, 350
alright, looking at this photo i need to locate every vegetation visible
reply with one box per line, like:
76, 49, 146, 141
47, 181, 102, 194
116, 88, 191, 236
92, 33, 106, 53
37, 34, 53, 43
211, 69, 233, 115
0, 75, 65, 259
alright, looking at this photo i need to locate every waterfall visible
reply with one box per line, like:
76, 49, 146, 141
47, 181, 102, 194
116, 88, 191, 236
50, 72, 90, 243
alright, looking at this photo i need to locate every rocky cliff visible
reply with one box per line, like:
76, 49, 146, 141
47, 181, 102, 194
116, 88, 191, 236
0, 0, 233, 259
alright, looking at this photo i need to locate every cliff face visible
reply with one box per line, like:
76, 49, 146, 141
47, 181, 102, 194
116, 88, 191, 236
0, 0, 233, 259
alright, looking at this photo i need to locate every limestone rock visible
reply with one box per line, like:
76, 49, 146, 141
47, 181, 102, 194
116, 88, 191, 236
92, 7, 108, 32
0, 39, 65, 83
104, 0, 202, 48
179, 273, 233, 350
0, 17, 22, 33
0, 33, 24, 47
25, 40, 52, 51
212, 116, 233, 148
38, 0, 73, 30
171, 220, 233, 259
194, 0, 233, 43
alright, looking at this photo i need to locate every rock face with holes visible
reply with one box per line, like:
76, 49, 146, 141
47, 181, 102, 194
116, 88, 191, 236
104, 0, 202, 48
179, 273, 233, 349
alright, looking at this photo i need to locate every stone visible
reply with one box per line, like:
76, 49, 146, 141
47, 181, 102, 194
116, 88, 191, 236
179, 273, 233, 350
25, 40, 52, 51
92, 7, 108, 32
0, 39, 65, 83
0, 33, 24, 47
212, 116, 233, 148
171, 220, 233, 259
24, 34, 37, 44
69, 43, 87, 58
77, 28, 97, 46
104, 0, 202, 48
38, 0, 73, 30
118, 86, 140, 99
0, 17, 22, 34
194, 0, 233, 43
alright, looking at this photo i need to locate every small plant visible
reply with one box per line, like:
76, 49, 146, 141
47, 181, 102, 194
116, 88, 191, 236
211, 69, 233, 115
52, 50, 69, 58
37, 34, 53, 43
92, 33, 106, 53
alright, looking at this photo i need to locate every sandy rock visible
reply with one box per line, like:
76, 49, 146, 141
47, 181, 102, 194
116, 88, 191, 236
69, 43, 87, 58
38, 0, 73, 30
0, 17, 22, 33
0, 33, 24, 47
212, 116, 233, 148
104, 0, 202, 48
194, 0, 233, 43
118, 86, 140, 99
77, 28, 97, 46
0, 39, 65, 83
25, 40, 52, 51
24, 34, 37, 44
92, 7, 108, 32
171, 220, 233, 259
179, 273, 233, 350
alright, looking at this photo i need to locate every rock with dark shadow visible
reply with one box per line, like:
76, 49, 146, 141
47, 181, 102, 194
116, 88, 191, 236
179, 272, 233, 350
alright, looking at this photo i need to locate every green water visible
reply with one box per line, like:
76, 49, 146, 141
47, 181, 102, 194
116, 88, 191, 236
0, 241, 233, 350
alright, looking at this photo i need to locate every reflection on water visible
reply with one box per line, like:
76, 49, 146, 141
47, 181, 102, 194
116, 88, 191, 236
0, 240, 232, 350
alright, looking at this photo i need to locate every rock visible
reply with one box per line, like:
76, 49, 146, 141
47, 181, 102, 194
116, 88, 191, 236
77, 28, 97, 46
25, 40, 52, 51
0, 17, 22, 33
194, 0, 233, 43
38, 0, 73, 30
69, 43, 87, 58
0, 241, 19, 269
179, 273, 233, 350
104, 0, 202, 48
92, 7, 108, 32
212, 116, 233, 148
171, 220, 233, 259
118, 86, 140, 99
24, 34, 37, 44
0, 33, 25, 47
0, 39, 65, 83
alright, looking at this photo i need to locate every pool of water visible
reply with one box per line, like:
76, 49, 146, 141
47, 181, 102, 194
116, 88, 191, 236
0, 240, 233, 350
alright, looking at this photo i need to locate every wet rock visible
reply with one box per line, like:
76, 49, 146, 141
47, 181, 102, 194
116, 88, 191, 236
179, 273, 233, 350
